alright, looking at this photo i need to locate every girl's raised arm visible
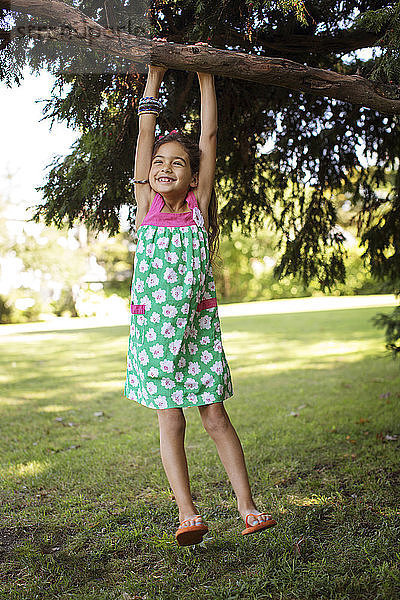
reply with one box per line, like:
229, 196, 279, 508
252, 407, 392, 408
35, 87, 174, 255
132, 64, 167, 230
196, 70, 217, 215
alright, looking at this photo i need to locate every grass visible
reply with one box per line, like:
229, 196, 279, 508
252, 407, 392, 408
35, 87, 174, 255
0, 298, 399, 600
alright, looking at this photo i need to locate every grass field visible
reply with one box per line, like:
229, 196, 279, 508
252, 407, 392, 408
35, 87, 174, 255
0, 297, 399, 600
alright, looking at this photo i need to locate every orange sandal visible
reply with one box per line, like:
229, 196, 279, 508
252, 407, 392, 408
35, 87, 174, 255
241, 512, 277, 535
175, 516, 208, 546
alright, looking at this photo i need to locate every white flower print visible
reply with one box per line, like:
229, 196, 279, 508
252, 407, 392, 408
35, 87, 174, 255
201, 350, 213, 364
215, 322, 221, 332
146, 243, 155, 258
146, 382, 157, 395
217, 384, 224, 396
201, 373, 214, 388
178, 263, 186, 275
162, 304, 178, 318
193, 238, 200, 250
200, 336, 210, 345
135, 279, 144, 293
129, 373, 139, 387
161, 377, 176, 389
192, 206, 205, 228
178, 357, 186, 368
148, 366, 159, 378
150, 312, 161, 323
146, 273, 159, 288
142, 295, 152, 311
211, 360, 223, 375
188, 342, 198, 355
169, 340, 182, 355
150, 343, 164, 358
152, 257, 163, 269
193, 256, 200, 270
145, 328, 157, 342
184, 378, 199, 390
171, 286, 183, 301
139, 259, 149, 273
175, 371, 184, 382
187, 393, 198, 404
188, 361, 200, 376
157, 236, 169, 249
155, 395, 168, 409
165, 251, 179, 264
181, 303, 190, 315
199, 314, 212, 329
176, 317, 187, 329
172, 232, 182, 247
198, 231, 204, 242
182, 251, 187, 261
164, 267, 178, 284
160, 359, 174, 373
152, 288, 166, 303
208, 281, 216, 292
138, 350, 149, 365
184, 271, 194, 285
200, 247, 206, 260
136, 239, 145, 254
161, 322, 175, 338
183, 237, 189, 247
145, 229, 154, 240
201, 392, 215, 404
171, 390, 184, 405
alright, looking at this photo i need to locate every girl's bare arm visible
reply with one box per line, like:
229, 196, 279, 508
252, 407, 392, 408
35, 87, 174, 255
132, 64, 167, 230
196, 70, 217, 215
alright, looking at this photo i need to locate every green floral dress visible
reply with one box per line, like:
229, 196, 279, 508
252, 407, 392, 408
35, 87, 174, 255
124, 189, 233, 409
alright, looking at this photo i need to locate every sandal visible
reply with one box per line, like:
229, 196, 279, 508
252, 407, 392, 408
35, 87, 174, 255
175, 515, 208, 546
241, 512, 277, 535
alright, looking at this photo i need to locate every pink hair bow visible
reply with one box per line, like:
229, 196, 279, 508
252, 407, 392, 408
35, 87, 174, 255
156, 129, 179, 140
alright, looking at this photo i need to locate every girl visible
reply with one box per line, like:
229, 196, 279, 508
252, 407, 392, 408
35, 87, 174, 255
125, 46, 277, 546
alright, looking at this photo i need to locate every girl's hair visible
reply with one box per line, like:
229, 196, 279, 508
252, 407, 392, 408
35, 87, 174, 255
151, 131, 220, 266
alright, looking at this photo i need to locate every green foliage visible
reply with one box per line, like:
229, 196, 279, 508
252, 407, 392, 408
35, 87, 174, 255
354, 2, 400, 85
372, 304, 400, 358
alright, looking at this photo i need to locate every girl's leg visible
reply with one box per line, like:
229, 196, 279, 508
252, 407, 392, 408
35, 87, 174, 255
198, 402, 270, 526
157, 407, 204, 527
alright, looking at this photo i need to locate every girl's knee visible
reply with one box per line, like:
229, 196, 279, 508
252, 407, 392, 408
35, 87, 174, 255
200, 403, 230, 437
157, 408, 186, 434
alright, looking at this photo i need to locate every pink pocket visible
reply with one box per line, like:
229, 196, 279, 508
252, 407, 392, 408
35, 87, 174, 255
196, 297, 217, 312
131, 304, 146, 314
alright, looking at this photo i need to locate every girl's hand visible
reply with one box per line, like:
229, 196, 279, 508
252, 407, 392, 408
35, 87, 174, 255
148, 38, 168, 77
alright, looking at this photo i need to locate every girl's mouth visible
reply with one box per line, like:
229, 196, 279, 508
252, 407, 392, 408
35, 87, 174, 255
158, 177, 176, 183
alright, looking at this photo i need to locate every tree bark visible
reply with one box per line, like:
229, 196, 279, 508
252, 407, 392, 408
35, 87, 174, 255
1, 0, 399, 114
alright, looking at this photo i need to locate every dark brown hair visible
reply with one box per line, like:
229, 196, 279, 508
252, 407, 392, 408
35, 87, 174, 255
151, 131, 220, 266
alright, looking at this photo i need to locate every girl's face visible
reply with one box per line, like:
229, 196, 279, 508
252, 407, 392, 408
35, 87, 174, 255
149, 141, 197, 196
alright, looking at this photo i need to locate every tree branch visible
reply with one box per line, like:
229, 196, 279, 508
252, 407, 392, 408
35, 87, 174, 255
1, 0, 399, 114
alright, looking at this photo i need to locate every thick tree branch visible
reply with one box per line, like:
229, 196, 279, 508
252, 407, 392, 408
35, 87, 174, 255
1, 0, 399, 114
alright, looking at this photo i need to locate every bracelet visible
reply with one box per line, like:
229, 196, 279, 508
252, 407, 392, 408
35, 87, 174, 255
133, 179, 149, 184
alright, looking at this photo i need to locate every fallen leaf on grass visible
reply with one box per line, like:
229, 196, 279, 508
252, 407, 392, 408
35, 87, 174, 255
288, 411, 300, 417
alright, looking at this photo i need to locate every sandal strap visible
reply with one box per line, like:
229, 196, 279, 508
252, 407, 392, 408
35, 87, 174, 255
245, 512, 273, 528
180, 515, 204, 527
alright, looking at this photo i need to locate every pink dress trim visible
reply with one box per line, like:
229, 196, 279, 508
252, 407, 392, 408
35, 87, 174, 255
138, 190, 198, 229
196, 297, 217, 312
131, 304, 146, 314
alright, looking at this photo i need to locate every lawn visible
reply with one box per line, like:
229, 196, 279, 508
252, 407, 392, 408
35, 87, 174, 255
0, 298, 399, 600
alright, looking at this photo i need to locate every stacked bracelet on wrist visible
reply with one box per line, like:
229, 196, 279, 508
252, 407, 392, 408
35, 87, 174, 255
138, 96, 162, 116
133, 178, 149, 184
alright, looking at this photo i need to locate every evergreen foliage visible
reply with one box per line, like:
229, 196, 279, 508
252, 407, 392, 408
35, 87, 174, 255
1, 1, 400, 352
